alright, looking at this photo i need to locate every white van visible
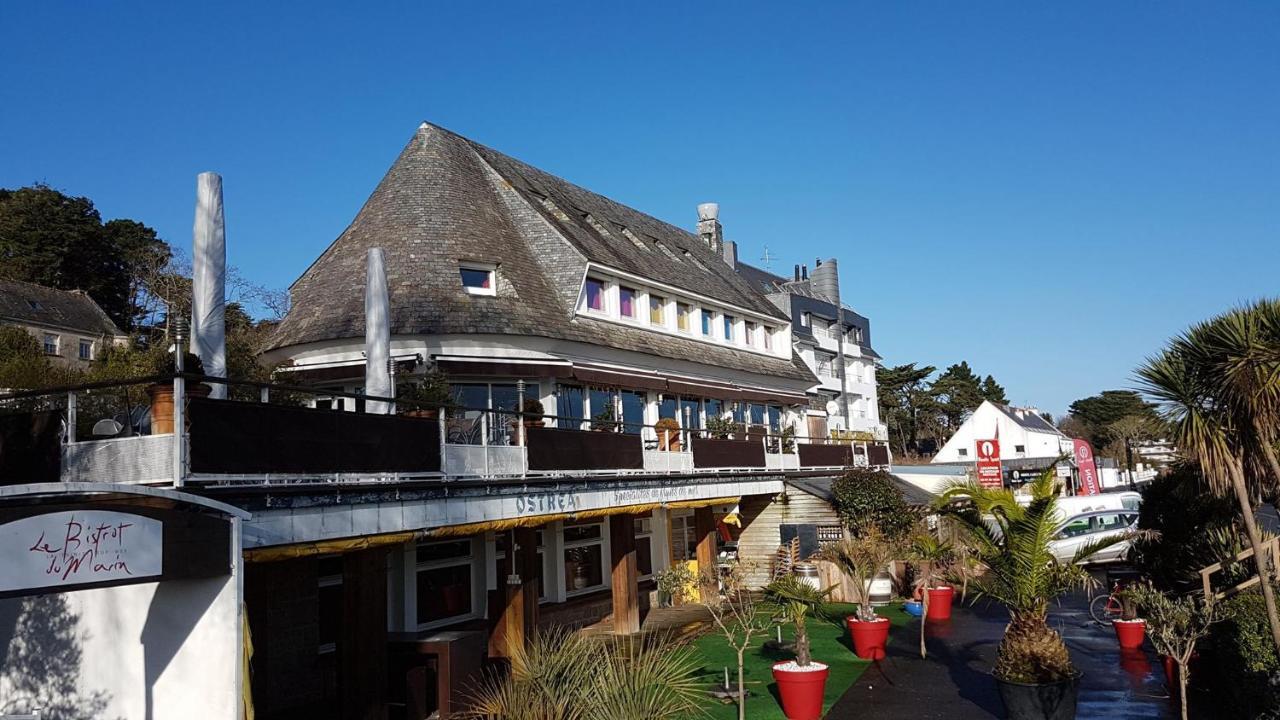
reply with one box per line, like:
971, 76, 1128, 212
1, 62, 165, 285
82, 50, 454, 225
1014, 490, 1141, 520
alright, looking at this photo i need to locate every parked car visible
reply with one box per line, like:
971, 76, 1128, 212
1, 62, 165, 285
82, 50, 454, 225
1048, 510, 1139, 564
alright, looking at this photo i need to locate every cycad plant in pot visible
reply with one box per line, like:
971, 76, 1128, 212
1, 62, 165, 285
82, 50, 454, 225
939, 466, 1135, 720
909, 529, 956, 658
764, 576, 832, 720
820, 526, 898, 660
396, 366, 452, 418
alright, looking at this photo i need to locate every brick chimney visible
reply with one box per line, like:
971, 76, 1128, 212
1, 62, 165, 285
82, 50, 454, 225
697, 203, 722, 254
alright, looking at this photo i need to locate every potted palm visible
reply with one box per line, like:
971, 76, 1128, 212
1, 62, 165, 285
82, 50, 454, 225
939, 466, 1134, 720
820, 526, 897, 660
909, 530, 956, 658
764, 576, 832, 720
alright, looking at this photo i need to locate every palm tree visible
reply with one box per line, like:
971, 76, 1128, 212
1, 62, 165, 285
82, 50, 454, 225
938, 467, 1130, 684
763, 576, 832, 668
908, 530, 955, 659
1138, 302, 1280, 651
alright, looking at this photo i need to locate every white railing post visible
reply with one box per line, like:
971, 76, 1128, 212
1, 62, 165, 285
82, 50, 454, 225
66, 391, 77, 444
172, 373, 186, 487
481, 407, 490, 477
260, 386, 270, 404
438, 411, 448, 477
516, 380, 526, 448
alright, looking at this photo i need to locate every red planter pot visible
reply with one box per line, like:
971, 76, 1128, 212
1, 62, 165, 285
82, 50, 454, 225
1113, 618, 1146, 649
926, 586, 955, 621
772, 661, 829, 720
846, 616, 891, 660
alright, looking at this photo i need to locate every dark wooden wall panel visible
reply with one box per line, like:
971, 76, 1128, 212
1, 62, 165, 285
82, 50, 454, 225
692, 438, 766, 468
525, 427, 642, 471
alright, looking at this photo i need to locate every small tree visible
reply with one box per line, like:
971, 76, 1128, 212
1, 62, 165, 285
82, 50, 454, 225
830, 468, 916, 539
699, 562, 769, 720
819, 526, 898, 622
764, 576, 831, 668
909, 529, 955, 658
654, 562, 697, 607
1122, 583, 1229, 720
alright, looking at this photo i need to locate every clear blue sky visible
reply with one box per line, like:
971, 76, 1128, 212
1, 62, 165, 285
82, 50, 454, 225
2, 3, 1277, 416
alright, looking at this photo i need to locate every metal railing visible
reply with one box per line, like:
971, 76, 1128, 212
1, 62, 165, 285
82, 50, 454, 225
0, 374, 884, 487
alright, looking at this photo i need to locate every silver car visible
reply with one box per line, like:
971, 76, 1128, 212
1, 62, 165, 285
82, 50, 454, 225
1048, 510, 1139, 564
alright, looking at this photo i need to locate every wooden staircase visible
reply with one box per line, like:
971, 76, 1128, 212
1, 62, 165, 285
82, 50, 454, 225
1199, 535, 1280, 599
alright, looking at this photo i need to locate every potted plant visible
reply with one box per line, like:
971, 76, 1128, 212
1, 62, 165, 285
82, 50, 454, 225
820, 526, 897, 660
654, 416, 681, 450
1121, 583, 1228, 720
909, 529, 956, 658
764, 576, 832, 720
939, 465, 1136, 720
148, 350, 209, 434
705, 415, 737, 440
396, 366, 451, 418
1111, 586, 1146, 650
654, 562, 697, 607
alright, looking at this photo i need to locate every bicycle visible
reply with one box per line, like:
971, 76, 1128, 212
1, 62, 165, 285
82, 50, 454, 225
1089, 577, 1131, 624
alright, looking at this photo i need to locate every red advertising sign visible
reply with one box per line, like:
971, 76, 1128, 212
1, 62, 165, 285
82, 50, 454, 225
975, 439, 1002, 489
1073, 439, 1101, 496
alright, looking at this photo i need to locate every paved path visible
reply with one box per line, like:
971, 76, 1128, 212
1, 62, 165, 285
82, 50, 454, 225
827, 590, 1180, 719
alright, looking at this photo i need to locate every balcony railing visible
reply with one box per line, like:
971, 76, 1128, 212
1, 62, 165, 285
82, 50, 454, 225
0, 374, 891, 488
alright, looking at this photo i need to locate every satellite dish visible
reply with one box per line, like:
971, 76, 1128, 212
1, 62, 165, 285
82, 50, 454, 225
825, 400, 840, 416
92, 419, 123, 437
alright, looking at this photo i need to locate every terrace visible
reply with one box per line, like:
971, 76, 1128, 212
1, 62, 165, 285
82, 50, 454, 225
0, 374, 890, 489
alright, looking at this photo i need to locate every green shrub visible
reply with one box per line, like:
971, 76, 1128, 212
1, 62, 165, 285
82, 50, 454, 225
1210, 590, 1280, 717
830, 468, 916, 538
1129, 465, 1243, 592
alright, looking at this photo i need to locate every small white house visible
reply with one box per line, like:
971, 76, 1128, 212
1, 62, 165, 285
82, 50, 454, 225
932, 401, 1072, 464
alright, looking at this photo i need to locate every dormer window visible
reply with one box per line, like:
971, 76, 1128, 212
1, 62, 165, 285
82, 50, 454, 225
676, 303, 691, 332
764, 327, 773, 351
585, 277, 606, 312
745, 321, 758, 347
723, 315, 736, 342
701, 310, 712, 336
619, 286, 637, 318
460, 264, 495, 296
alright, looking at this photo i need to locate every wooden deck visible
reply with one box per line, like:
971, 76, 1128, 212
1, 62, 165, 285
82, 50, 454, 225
579, 603, 711, 642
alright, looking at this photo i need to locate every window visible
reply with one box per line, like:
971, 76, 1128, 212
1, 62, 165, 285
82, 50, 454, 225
447, 382, 540, 445
589, 387, 618, 430
619, 286, 637, 318
416, 539, 477, 628
26, 300, 42, 311
800, 312, 810, 328
496, 531, 547, 601
723, 315, 736, 342
78, 340, 92, 361
1014, 444, 1026, 454
317, 556, 343, 654
42, 333, 59, 355
649, 295, 665, 325
670, 511, 698, 562
620, 390, 646, 435
460, 265, 495, 295
585, 278, 606, 312
958, 448, 969, 457
680, 397, 702, 429
763, 328, 772, 351
745, 321, 758, 347
563, 520, 606, 595
676, 303, 691, 332
557, 384, 585, 430
635, 514, 654, 578
701, 310, 712, 336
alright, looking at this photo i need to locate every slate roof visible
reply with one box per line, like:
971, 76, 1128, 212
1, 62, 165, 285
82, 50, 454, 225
268, 123, 813, 383
992, 403, 1064, 436
788, 474, 936, 508
0, 279, 123, 337
732, 261, 882, 360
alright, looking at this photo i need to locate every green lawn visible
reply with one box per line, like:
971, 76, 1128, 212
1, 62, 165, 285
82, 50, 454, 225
690, 603, 910, 720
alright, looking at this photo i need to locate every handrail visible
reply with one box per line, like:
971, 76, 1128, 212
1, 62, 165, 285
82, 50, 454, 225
1199, 535, 1280, 599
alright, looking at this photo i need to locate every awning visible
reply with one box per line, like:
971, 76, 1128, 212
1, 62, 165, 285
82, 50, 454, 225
436, 355, 574, 378
573, 364, 668, 391
666, 377, 740, 399
276, 355, 421, 383
737, 387, 809, 404
244, 531, 418, 562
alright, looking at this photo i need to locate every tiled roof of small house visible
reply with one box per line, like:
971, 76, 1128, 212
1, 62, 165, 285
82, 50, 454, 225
0, 279, 124, 337
268, 123, 813, 383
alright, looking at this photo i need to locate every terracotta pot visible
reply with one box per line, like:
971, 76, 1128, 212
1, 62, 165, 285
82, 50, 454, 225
771, 661, 829, 720
846, 615, 890, 660
148, 382, 211, 434
1113, 618, 1146, 649
927, 586, 955, 621
402, 408, 439, 419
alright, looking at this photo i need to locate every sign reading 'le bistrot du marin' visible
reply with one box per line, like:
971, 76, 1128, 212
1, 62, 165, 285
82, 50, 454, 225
0, 511, 163, 593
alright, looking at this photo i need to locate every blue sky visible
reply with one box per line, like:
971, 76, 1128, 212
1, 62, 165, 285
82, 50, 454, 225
2, 3, 1277, 416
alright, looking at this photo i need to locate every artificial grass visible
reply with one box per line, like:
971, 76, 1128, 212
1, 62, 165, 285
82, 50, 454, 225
690, 602, 910, 720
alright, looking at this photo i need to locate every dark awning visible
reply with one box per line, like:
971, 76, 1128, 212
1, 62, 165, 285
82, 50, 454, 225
572, 365, 668, 391
436, 357, 574, 378
737, 387, 808, 404
665, 378, 740, 399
